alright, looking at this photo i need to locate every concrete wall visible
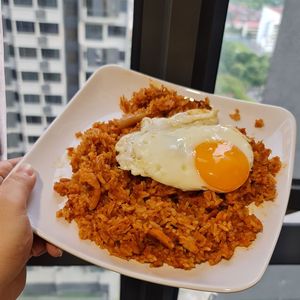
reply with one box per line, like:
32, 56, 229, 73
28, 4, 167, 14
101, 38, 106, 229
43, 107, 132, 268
263, 0, 300, 177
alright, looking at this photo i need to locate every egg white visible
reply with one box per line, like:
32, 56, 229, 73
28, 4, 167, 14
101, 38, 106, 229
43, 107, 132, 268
115, 110, 253, 191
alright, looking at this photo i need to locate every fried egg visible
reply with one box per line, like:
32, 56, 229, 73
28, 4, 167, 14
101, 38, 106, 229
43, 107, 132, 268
115, 109, 253, 193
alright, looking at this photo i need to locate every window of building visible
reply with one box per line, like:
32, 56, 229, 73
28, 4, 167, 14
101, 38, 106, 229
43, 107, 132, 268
21, 72, 39, 81
28, 136, 39, 143
6, 91, 18, 107
16, 21, 35, 33
120, 0, 127, 13
8, 152, 25, 158
4, 68, 17, 84
43, 72, 61, 82
45, 95, 62, 104
24, 94, 40, 104
85, 72, 93, 80
7, 112, 21, 128
41, 48, 60, 59
46, 116, 56, 124
7, 133, 23, 148
86, 0, 119, 17
86, 48, 119, 66
2, 0, 9, 5
119, 51, 125, 61
86, 48, 104, 66
14, 0, 32, 5
39, 23, 59, 34
8, 45, 15, 57
19, 47, 37, 58
38, 0, 57, 8
85, 24, 103, 40
108, 25, 126, 37
4, 19, 12, 32
26, 115, 42, 124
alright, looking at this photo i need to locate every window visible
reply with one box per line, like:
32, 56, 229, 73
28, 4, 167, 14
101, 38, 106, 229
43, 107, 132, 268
43, 72, 61, 82
8, 45, 15, 57
7, 133, 23, 147
8, 152, 25, 158
6, 91, 18, 107
119, 51, 125, 61
120, 0, 127, 13
16, 21, 35, 33
4, 68, 17, 84
3, 19, 12, 32
85, 24, 103, 40
86, 72, 93, 80
24, 94, 40, 104
26, 115, 42, 124
108, 25, 126, 37
19, 47, 37, 58
38, 0, 57, 8
2, 0, 134, 296
21, 72, 39, 81
39, 23, 59, 34
7, 112, 21, 128
28, 136, 39, 143
45, 95, 62, 104
86, 0, 119, 17
46, 116, 55, 124
14, 0, 32, 5
41, 48, 60, 59
86, 48, 119, 66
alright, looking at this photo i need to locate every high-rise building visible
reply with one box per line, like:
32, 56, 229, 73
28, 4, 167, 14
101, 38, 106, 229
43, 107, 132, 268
2, 0, 133, 158
78, 0, 133, 86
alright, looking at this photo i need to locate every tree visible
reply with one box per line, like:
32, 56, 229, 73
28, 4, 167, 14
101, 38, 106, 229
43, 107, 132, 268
216, 41, 270, 100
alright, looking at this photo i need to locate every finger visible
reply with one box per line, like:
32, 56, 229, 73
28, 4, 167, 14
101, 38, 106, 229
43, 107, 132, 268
0, 163, 36, 213
46, 243, 63, 257
30, 236, 47, 257
0, 160, 15, 184
8, 157, 22, 166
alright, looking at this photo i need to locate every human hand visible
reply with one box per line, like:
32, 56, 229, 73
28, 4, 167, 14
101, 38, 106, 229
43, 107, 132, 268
0, 159, 62, 299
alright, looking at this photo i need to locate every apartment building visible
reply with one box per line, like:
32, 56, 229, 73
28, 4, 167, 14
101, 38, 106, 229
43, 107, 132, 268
3, 0, 67, 158
2, 0, 133, 158
78, 0, 133, 86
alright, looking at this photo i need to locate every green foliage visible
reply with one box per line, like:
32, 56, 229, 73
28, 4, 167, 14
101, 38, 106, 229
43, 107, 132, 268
216, 40, 270, 100
215, 74, 250, 100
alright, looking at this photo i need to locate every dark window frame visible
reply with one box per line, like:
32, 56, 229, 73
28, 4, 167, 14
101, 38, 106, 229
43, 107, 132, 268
16, 21, 35, 33
28, 2, 300, 300
85, 23, 103, 40
39, 22, 59, 34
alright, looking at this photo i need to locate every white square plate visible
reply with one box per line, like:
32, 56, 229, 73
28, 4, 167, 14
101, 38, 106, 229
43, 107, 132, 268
18, 65, 296, 292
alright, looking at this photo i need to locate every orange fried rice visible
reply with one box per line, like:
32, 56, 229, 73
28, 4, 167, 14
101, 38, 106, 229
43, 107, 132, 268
54, 84, 281, 270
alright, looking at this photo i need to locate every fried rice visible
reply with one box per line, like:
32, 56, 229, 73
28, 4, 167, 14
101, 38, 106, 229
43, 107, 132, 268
54, 84, 281, 269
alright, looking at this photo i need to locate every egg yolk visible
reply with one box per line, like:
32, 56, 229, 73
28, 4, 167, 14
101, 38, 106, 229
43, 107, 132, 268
195, 141, 250, 192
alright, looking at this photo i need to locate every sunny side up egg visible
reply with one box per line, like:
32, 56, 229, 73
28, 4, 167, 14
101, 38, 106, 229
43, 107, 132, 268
115, 109, 254, 193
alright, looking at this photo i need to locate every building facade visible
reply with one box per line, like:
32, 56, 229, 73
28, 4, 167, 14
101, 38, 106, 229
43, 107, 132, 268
2, 0, 132, 158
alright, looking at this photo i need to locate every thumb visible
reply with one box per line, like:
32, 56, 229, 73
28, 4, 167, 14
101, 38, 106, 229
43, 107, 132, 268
0, 163, 36, 214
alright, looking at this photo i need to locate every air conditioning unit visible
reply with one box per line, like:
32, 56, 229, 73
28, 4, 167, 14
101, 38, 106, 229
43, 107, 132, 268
38, 36, 48, 47
43, 105, 52, 115
36, 10, 46, 20
40, 61, 49, 71
42, 84, 50, 93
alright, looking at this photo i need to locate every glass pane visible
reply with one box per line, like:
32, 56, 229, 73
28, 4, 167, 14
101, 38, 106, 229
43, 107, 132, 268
215, 0, 300, 178
178, 265, 300, 300
1, 0, 134, 297
19, 266, 120, 300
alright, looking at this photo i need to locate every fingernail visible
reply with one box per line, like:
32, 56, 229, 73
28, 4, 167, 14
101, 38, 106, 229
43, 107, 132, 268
17, 163, 34, 176
57, 249, 63, 257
